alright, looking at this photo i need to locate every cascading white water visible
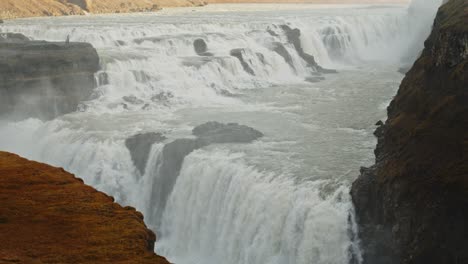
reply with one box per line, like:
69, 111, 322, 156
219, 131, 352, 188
158, 149, 355, 264
0, 5, 414, 113
0, 2, 443, 264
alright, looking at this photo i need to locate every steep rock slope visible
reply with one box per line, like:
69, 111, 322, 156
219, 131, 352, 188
351, 0, 468, 263
0, 151, 170, 264
0, 33, 99, 120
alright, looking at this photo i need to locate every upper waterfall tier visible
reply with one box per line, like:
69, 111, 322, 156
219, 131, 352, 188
1, 5, 420, 115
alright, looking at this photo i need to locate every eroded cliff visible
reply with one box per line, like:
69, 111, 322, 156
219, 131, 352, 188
0, 33, 99, 120
351, 0, 468, 263
0, 151, 170, 264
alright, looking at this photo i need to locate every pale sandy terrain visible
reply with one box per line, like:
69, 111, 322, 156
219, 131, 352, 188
0, 0, 207, 19
207, 0, 408, 3
0, 0, 408, 20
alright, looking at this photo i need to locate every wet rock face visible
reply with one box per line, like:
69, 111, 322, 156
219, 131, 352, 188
351, 1, 468, 263
149, 122, 263, 224
0, 33, 29, 42
272, 42, 295, 71
0, 33, 100, 120
279, 24, 337, 74
230, 48, 255, 75
193, 121, 264, 144
125, 132, 166, 175
193, 38, 213, 56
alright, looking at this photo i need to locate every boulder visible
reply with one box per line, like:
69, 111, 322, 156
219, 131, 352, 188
193, 38, 213, 56
193, 121, 264, 144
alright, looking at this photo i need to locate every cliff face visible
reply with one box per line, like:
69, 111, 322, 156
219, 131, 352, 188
351, 0, 468, 263
0, 0, 206, 19
0, 151, 170, 264
0, 33, 99, 120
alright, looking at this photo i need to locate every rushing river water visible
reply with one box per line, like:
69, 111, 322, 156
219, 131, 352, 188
0, 2, 441, 264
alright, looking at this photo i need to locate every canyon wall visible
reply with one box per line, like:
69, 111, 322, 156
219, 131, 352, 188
351, 0, 468, 263
0, 151, 170, 264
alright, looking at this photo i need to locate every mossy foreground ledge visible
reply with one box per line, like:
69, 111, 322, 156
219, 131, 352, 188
351, 0, 468, 263
0, 152, 170, 264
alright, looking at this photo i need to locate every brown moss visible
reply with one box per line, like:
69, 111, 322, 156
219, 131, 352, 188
0, 151, 170, 264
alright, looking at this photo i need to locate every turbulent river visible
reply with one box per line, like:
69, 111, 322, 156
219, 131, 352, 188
0, 2, 441, 264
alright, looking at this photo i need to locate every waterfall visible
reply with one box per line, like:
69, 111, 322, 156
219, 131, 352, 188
0, 6, 412, 114
0, 3, 440, 264
157, 149, 355, 264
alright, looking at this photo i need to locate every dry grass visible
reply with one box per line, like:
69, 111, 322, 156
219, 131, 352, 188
0, 0, 206, 19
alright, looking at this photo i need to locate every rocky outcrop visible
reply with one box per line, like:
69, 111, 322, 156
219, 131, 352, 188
230, 48, 256, 75
126, 132, 167, 175
272, 42, 295, 70
149, 122, 263, 224
351, 0, 468, 263
279, 25, 337, 74
194, 39, 213, 56
0, 151, 170, 264
0, 33, 99, 120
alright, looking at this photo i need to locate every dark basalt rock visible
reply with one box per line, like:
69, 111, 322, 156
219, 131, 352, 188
194, 38, 213, 56
351, 1, 468, 263
96, 71, 109, 86
230, 48, 255, 75
149, 122, 263, 225
0, 33, 100, 120
272, 42, 295, 71
123, 95, 144, 105
125, 132, 167, 175
267, 28, 279, 37
0, 33, 30, 42
305, 76, 325, 83
279, 25, 337, 74
193, 121, 264, 144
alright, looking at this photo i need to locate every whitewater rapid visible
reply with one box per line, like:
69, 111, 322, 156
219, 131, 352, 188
0, 2, 442, 264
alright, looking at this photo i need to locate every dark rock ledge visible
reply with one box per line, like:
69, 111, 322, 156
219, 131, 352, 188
0, 33, 100, 120
351, 0, 468, 263
126, 122, 263, 225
